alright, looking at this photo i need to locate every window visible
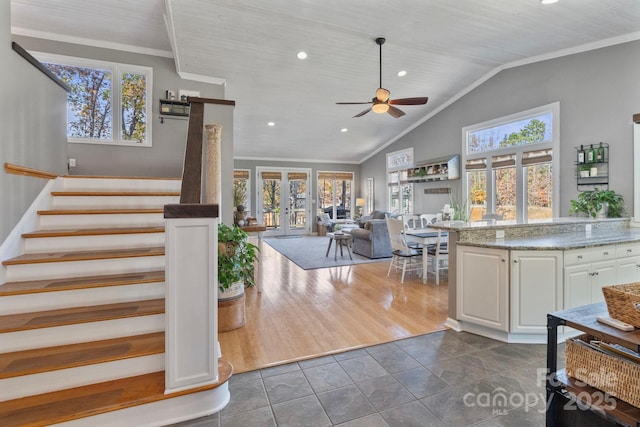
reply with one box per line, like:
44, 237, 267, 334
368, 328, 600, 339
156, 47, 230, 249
233, 169, 251, 213
462, 103, 559, 222
36, 53, 152, 147
387, 148, 414, 214
317, 172, 355, 220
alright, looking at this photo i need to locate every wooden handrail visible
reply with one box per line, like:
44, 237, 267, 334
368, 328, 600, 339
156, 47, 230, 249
634, 113, 640, 124
179, 97, 236, 204
4, 163, 59, 179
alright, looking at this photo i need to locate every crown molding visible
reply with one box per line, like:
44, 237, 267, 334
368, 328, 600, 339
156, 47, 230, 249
11, 27, 174, 58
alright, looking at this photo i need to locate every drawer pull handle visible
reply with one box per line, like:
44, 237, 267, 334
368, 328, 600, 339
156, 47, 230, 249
604, 251, 609, 255
577, 255, 583, 260
593, 272, 599, 276
636, 264, 640, 268
628, 249, 633, 253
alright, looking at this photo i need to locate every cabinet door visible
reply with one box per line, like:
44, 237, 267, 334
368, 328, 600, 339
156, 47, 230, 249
456, 246, 509, 331
591, 260, 616, 303
616, 256, 640, 285
564, 264, 592, 309
510, 250, 563, 334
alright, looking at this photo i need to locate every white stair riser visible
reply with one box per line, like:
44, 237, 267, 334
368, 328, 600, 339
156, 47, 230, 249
63, 178, 181, 192
0, 354, 164, 402
0, 314, 165, 352
6, 255, 165, 282
52, 384, 230, 427
0, 282, 165, 316
52, 196, 179, 210
39, 213, 166, 230
23, 232, 165, 253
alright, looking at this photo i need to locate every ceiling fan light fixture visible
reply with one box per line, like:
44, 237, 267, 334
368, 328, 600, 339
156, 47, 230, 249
376, 87, 390, 102
372, 102, 389, 114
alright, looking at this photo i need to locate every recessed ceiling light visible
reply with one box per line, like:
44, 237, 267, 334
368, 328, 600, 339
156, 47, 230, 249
397, 70, 407, 77
541, 0, 558, 4
296, 51, 308, 60
267, 122, 275, 126
341, 128, 348, 133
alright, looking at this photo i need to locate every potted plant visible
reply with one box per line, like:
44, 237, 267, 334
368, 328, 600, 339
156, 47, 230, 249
218, 223, 259, 331
569, 189, 625, 218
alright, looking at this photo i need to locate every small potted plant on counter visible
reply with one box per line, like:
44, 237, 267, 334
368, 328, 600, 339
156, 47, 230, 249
569, 189, 625, 218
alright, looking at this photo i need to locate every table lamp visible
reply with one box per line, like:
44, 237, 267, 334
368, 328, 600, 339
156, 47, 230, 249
356, 198, 365, 218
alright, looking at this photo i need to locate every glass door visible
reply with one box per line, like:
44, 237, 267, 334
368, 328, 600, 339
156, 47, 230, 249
257, 167, 310, 237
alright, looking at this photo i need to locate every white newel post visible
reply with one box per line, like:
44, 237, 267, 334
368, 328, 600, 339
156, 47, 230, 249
205, 124, 222, 205
164, 204, 221, 392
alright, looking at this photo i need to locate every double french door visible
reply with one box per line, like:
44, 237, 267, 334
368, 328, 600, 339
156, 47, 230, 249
256, 167, 311, 237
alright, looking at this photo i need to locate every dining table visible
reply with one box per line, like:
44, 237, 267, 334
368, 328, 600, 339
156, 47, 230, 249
404, 228, 448, 284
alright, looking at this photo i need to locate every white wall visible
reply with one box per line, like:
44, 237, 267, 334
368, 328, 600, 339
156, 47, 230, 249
361, 40, 640, 217
0, 3, 67, 243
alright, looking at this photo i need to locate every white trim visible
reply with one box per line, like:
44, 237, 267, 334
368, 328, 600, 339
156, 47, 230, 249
360, 32, 640, 164
634, 121, 640, 224
178, 71, 226, 86
11, 27, 174, 58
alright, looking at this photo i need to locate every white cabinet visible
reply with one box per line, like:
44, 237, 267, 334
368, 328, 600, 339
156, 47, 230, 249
510, 250, 563, 334
563, 245, 617, 309
457, 246, 509, 331
616, 256, 640, 284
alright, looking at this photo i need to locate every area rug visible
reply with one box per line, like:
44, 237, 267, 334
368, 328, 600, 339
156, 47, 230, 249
265, 235, 390, 270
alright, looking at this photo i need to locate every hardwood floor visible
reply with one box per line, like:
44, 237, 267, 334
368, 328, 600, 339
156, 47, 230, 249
218, 241, 449, 373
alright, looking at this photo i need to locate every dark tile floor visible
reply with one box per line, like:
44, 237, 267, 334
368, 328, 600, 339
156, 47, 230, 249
170, 330, 565, 427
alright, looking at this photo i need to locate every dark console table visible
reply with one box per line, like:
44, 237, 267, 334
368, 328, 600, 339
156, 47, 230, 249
547, 302, 640, 426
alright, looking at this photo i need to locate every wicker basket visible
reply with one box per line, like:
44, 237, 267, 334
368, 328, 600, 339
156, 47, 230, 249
565, 334, 640, 407
601, 283, 640, 327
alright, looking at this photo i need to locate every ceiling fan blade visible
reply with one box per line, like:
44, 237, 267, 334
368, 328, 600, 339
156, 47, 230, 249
336, 101, 373, 105
387, 105, 405, 118
389, 97, 429, 106
354, 108, 372, 118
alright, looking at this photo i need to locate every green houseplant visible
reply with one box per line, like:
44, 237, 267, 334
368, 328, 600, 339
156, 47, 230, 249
569, 189, 625, 218
217, 223, 259, 331
218, 223, 259, 292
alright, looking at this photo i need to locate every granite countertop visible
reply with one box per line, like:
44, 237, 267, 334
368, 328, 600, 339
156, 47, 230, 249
429, 217, 626, 231
458, 227, 640, 250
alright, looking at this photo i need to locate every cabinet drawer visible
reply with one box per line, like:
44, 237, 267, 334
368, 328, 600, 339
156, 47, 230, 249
616, 242, 640, 258
564, 246, 615, 266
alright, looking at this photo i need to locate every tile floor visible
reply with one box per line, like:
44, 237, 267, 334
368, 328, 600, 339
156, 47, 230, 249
170, 330, 565, 427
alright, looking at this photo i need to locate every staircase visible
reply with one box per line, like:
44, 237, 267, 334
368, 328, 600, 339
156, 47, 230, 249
0, 176, 231, 427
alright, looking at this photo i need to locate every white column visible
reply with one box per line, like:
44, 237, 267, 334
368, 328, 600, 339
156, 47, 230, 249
165, 210, 219, 392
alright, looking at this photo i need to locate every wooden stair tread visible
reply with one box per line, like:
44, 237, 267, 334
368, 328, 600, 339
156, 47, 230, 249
37, 208, 163, 215
0, 271, 165, 296
0, 359, 232, 427
0, 299, 165, 333
0, 332, 164, 379
2, 246, 164, 266
51, 191, 180, 196
22, 226, 165, 239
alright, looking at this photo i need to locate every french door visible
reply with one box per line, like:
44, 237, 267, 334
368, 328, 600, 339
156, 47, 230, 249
256, 167, 311, 237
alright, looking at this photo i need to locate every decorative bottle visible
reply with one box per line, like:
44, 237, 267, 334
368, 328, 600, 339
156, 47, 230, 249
577, 145, 585, 164
587, 144, 595, 163
596, 142, 605, 162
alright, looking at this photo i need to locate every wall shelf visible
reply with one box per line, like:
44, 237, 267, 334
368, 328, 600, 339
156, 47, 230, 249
159, 99, 191, 117
576, 143, 608, 191
403, 154, 460, 183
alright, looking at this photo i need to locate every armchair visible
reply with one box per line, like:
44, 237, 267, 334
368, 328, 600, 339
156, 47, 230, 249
350, 211, 393, 259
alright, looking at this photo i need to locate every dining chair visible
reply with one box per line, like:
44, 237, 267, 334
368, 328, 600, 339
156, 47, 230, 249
400, 214, 422, 249
426, 230, 448, 285
386, 217, 423, 284
419, 213, 437, 228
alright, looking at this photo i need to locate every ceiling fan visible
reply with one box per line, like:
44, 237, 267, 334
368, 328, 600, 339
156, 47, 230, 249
336, 37, 428, 118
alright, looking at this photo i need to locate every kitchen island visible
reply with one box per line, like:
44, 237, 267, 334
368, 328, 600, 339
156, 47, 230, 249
431, 218, 640, 343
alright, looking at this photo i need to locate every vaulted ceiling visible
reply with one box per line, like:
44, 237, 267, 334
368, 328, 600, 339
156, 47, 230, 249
11, 0, 640, 163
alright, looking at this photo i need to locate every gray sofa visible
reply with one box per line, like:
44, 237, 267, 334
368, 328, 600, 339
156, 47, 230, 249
350, 211, 393, 259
